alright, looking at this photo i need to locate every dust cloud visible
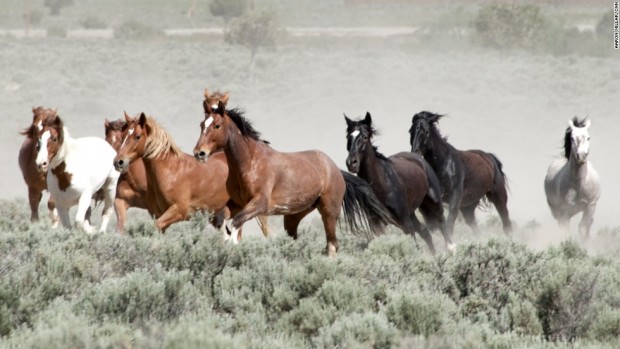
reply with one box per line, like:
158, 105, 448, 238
1, 1, 618, 254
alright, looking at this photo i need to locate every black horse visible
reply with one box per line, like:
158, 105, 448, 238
345, 112, 455, 254
409, 111, 512, 236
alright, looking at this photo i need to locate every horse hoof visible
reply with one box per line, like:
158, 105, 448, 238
446, 243, 457, 252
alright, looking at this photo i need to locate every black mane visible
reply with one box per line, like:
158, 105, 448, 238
564, 116, 588, 159
226, 108, 269, 144
411, 111, 448, 142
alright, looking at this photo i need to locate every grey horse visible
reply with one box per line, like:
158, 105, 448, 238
544, 117, 600, 238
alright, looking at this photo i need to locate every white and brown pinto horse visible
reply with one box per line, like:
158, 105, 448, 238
35, 115, 119, 232
545, 117, 600, 238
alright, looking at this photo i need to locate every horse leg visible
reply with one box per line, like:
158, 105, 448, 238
75, 192, 94, 233
155, 204, 187, 233
98, 180, 117, 233
579, 203, 597, 239
487, 189, 512, 235
57, 206, 71, 229
316, 198, 341, 257
408, 214, 436, 255
27, 187, 42, 222
283, 208, 315, 240
114, 198, 129, 234
460, 204, 480, 235
419, 203, 455, 252
230, 196, 269, 244
47, 197, 59, 228
445, 195, 461, 238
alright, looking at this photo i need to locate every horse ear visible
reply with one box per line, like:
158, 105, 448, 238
53, 107, 58, 116
584, 119, 591, 129
363, 111, 372, 126
104, 118, 110, 128
216, 101, 226, 115
138, 112, 147, 127
568, 119, 576, 129
221, 92, 230, 105
124, 111, 133, 123
344, 113, 353, 126
204, 88, 210, 99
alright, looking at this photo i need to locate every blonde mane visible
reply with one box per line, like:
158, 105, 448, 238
143, 117, 183, 160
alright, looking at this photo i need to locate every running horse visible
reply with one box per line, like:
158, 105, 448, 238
409, 111, 512, 236
113, 112, 269, 235
18, 106, 58, 225
105, 119, 149, 233
35, 114, 119, 232
345, 112, 454, 253
544, 117, 600, 238
193, 90, 394, 256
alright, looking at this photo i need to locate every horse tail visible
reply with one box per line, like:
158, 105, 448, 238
340, 171, 394, 238
488, 153, 509, 193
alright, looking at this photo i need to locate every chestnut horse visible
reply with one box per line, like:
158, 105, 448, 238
193, 91, 394, 256
113, 112, 269, 235
35, 115, 119, 232
104, 119, 150, 233
345, 112, 454, 254
18, 107, 59, 225
409, 111, 512, 236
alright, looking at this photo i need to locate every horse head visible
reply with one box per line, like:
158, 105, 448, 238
104, 118, 127, 152
194, 89, 230, 162
35, 113, 64, 173
344, 111, 374, 173
566, 117, 591, 164
114, 112, 148, 173
22, 106, 58, 139
409, 111, 442, 155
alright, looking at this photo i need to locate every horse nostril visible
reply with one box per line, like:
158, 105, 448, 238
117, 159, 124, 167
199, 151, 206, 157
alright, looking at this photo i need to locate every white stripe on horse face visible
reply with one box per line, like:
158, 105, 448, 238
35, 130, 51, 166
203, 116, 213, 134
211, 104, 218, 110
36, 121, 43, 132
120, 128, 134, 149
350, 130, 360, 141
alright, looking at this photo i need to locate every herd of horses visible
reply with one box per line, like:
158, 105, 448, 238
17, 89, 600, 256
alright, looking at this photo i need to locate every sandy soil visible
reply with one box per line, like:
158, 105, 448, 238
1, 31, 618, 250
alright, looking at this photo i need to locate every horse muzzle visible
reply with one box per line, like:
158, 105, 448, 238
113, 158, 129, 173
193, 149, 210, 163
346, 158, 359, 173
36, 162, 49, 173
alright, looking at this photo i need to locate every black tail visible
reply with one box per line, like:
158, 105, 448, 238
489, 153, 509, 193
341, 171, 394, 239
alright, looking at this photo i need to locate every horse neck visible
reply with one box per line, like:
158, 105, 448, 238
358, 144, 385, 184
140, 148, 183, 183
223, 128, 260, 175
421, 132, 451, 167
49, 129, 72, 169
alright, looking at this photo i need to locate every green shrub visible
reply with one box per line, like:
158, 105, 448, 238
386, 290, 456, 336
44, 0, 73, 16
47, 26, 67, 38
209, 0, 250, 24
314, 312, 397, 349
224, 9, 285, 64
472, 4, 549, 52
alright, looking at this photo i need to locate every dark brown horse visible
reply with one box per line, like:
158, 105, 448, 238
18, 107, 58, 225
345, 112, 454, 253
409, 111, 512, 236
104, 119, 150, 233
113, 112, 269, 236
193, 91, 393, 256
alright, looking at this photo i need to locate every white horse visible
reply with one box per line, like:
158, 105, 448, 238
544, 117, 600, 238
35, 115, 120, 233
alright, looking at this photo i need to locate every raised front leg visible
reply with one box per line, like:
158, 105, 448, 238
99, 181, 117, 233
155, 204, 188, 232
579, 203, 597, 239
230, 196, 269, 244
47, 198, 59, 228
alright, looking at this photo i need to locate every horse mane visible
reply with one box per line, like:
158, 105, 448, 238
413, 111, 449, 142
225, 108, 269, 144
21, 106, 54, 138
564, 117, 588, 159
143, 117, 183, 160
106, 119, 126, 132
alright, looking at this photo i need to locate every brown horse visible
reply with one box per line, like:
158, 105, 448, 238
104, 119, 150, 233
18, 107, 59, 225
113, 112, 269, 236
193, 91, 394, 256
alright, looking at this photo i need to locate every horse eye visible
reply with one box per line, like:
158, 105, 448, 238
587, 137, 590, 141
136, 135, 141, 140
215, 124, 221, 129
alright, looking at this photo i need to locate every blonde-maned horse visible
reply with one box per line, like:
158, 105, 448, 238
35, 114, 119, 232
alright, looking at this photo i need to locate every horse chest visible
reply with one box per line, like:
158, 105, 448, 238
50, 161, 75, 192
